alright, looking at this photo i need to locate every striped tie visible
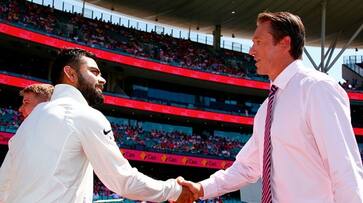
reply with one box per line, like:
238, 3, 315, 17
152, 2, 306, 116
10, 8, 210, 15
261, 85, 278, 203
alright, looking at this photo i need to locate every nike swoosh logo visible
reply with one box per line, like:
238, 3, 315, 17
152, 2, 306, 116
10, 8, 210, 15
103, 129, 112, 135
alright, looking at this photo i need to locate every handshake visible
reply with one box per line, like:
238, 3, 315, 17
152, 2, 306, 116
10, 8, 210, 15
173, 177, 204, 203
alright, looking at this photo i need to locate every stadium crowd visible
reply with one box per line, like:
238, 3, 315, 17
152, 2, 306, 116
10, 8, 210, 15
2, 0, 363, 91
4, 0, 363, 93
0, 107, 244, 159
1, 105, 363, 201
0, 106, 245, 202
0, 107, 21, 133
1, 1, 363, 201
2, 105, 362, 161
0, 0, 267, 81
112, 122, 244, 159
340, 80, 363, 91
0, 68, 262, 118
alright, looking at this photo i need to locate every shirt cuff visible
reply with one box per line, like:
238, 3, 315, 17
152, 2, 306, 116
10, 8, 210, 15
199, 177, 218, 200
169, 179, 183, 201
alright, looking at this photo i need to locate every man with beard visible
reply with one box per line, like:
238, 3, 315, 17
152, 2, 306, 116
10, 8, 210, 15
0, 48, 193, 203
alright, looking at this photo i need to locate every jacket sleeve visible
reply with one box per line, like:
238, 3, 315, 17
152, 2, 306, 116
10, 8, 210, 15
76, 110, 182, 202
0, 150, 14, 202
306, 80, 363, 202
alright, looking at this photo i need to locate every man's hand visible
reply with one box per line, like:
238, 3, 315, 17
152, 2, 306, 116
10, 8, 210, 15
176, 176, 204, 200
174, 185, 194, 203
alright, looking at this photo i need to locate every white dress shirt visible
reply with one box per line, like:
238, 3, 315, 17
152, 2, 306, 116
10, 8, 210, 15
0, 84, 181, 203
200, 60, 363, 202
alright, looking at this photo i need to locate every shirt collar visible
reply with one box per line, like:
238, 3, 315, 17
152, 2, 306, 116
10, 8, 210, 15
51, 84, 89, 106
272, 59, 303, 90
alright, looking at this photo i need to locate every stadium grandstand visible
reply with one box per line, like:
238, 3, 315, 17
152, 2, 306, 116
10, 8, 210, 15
0, 0, 362, 202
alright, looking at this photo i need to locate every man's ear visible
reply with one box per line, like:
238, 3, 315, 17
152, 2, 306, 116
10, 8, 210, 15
280, 36, 291, 52
63, 66, 78, 84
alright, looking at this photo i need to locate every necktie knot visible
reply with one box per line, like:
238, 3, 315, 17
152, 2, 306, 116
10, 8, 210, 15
269, 85, 278, 96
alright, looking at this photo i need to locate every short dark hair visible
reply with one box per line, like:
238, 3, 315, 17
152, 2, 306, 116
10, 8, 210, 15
257, 12, 305, 59
50, 48, 96, 85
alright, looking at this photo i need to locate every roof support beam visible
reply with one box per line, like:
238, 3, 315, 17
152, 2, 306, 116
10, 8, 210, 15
323, 33, 339, 72
304, 32, 338, 71
326, 23, 363, 72
320, 0, 327, 72
316, 0, 362, 73
213, 24, 221, 50
304, 48, 319, 70
315, 33, 339, 71
316, 36, 336, 71
82, 0, 86, 16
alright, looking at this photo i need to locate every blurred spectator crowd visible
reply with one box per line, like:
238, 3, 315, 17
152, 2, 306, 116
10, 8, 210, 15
112, 121, 244, 159
0, 107, 21, 133
0, 106, 245, 202
0, 0, 268, 81
0, 107, 244, 159
2, 105, 362, 161
340, 79, 363, 91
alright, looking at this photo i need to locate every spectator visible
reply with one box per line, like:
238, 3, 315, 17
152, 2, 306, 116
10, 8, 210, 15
18, 84, 54, 118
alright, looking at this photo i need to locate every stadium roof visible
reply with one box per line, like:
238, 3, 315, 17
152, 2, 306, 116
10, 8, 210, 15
86, 0, 363, 48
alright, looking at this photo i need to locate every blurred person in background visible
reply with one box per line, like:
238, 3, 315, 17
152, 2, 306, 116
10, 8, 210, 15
18, 83, 54, 118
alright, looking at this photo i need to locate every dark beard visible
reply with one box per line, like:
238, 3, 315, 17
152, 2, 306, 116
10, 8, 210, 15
77, 73, 104, 107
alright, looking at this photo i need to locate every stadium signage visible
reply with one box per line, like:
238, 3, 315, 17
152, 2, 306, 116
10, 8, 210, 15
119, 148, 233, 169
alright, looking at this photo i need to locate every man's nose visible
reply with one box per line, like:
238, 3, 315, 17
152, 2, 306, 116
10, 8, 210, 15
18, 105, 23, 113
99, 76, 106, 85
249, 45, 255, 56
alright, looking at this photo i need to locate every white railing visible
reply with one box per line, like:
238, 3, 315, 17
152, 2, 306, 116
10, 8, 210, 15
343, 55, 363, 76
